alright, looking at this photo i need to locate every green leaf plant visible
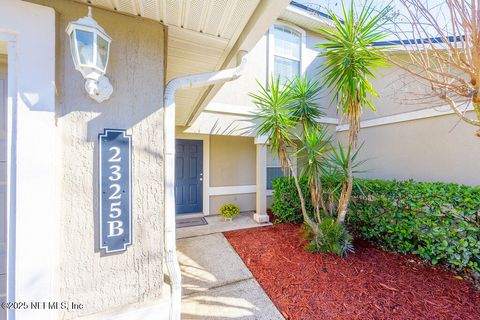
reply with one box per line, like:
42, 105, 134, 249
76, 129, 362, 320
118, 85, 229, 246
251, 1, 391, 256
316, 0, 391, 224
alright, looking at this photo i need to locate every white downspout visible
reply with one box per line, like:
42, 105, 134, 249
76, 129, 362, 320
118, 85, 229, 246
163, 50, 248, 320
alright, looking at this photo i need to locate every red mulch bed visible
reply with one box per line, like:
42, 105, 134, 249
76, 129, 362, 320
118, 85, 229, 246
224, 224, 480, 320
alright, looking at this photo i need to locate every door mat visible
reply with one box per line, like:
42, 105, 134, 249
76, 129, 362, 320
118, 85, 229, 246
176, 217, 208, 228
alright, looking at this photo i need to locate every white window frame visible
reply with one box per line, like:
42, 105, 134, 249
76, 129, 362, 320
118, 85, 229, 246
266, 147, 297, 191
267, 21, 306, 83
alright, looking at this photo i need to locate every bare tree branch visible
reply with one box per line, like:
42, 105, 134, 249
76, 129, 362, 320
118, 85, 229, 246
441, 92, 480, 125
385, 0, 480, 134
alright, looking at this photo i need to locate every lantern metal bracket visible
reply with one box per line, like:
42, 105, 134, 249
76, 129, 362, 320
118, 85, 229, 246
85, 75, 113, 103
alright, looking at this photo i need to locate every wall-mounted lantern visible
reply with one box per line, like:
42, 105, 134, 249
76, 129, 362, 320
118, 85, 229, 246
66, 7, 113, 103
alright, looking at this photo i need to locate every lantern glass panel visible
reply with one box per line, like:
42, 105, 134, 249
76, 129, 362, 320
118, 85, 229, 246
76, 29, 94, 65
96, 35, 109, 71
69, 30, 79, 68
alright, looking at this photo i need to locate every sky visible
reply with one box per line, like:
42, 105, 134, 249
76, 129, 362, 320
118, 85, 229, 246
294, 0, 453, 41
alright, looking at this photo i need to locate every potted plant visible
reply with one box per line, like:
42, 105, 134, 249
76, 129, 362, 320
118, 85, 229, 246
219, 204, 240, 221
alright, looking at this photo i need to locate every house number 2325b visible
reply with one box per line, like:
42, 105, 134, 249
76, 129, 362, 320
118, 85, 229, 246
99, 129, 132, 253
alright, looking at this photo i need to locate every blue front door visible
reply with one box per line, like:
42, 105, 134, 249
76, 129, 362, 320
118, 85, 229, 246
175, 139, 203, 214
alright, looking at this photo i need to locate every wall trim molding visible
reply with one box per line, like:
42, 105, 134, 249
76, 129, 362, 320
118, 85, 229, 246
336, 104, 475, 132
204, 100, 476, 133
1, 3, 57, 319
316, 116, 339, 124
1, 31, 16, 320
205, 102, 340, 125
209, 185, 256, 196
254, 135, 268, 144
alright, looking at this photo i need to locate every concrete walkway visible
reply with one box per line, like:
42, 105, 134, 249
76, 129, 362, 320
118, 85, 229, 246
176, 212, 271, 239
177, 227, 284, 319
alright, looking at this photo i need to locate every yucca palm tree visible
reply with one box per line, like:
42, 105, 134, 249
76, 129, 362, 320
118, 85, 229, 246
297, 126, 331, 223
316, 1, 390, 224
289, 75, 325, 132
291, 75, 330, 224
250, 77, 318, 233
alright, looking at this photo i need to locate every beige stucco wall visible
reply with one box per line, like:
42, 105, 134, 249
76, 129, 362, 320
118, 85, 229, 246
209, 25, 336, 117
174, 133, 257, 215
266, 195, 273, 209
209, 135, 256, 213
28, 0, 166, 318
208, 17, 479, 186
208, 22, 434, 122
210, 33, 268, 108
210, 135, 256, 186
333, 51, 480, 186
338, 112, 480, 185
184, 17, 479, 219
360, 54, 441, 120
210, 193, 256, 214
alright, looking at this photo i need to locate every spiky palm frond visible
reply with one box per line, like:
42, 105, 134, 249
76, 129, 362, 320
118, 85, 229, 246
297, 126, 332, 221
250, 77, 296, 171
289, 75, 325, 130
251, 77, 319, 234
298, 126, 332, 182
328, 142, 368, 195
305, 217, 355, 257
316, 0, 391, 146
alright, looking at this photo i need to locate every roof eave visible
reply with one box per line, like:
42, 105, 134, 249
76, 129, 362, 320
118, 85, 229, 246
280, 4, 332, 33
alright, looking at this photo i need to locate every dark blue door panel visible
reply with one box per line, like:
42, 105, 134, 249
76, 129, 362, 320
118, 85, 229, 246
175, 139, 203, 214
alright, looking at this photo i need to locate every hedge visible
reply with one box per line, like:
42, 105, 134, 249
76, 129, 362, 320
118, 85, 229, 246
272, 177, 312, 223
271, 177, 480, 273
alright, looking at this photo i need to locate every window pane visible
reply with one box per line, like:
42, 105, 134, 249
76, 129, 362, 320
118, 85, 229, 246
76, 30, 94, 65
96, 35, 109, 71
267, 167, 285, 190
274, 56, 300, 83
267, 149, 281, 167
274, 25, 301, 59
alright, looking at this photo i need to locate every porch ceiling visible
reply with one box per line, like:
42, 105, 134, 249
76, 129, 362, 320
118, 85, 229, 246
75, 0, 283, 125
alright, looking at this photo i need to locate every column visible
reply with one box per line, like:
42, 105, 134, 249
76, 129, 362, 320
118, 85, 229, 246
254, 136, 269, 223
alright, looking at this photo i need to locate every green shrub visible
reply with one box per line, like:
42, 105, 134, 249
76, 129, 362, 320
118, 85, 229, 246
271, 177, 313, 223
305, 217, 354, 257
349, 179, 480, 273
219, 204, 240, 219
272, 176, 480, 272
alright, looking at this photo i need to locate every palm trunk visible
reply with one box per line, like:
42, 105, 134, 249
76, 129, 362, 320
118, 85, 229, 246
336, 108, 358, 224
311, 186, 321, 223
317, 180, 328, 217
328, 193, 335, 216
310, 176, 327, 224
336, 169, 353, 224
285, 155, 318, 234
311, 184, 321, 224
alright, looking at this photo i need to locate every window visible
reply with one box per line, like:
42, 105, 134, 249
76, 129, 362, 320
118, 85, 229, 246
266, 149, 285, 190
270, 24, 303, 84
266, 148, 297, 190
